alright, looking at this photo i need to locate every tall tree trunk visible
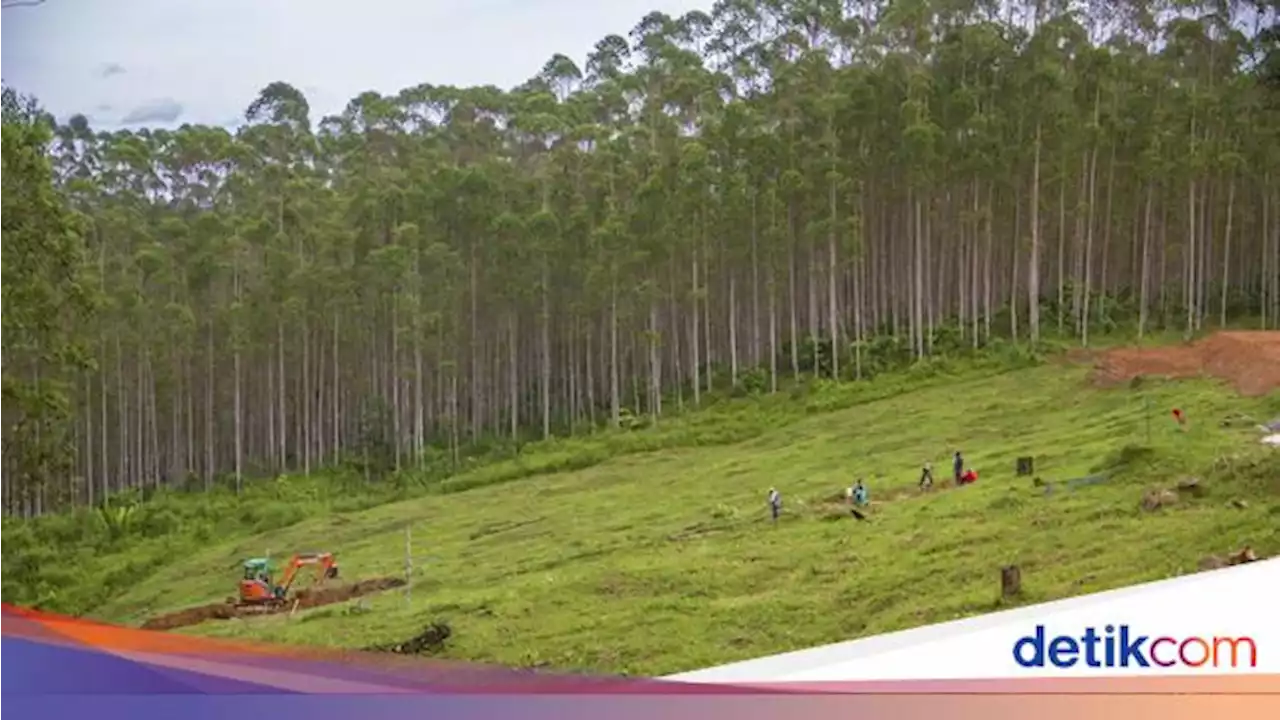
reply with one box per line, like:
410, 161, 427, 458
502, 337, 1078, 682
233, 273, 243, 495
305, 315, 315, 474
648, 297, 661, 421
691, 244, 701, 406
277, 320, 286, 472
729, 272, 739, 386
203, 326, 213, 489
609, 277, 620, 427
1186, 177, 1197, 335
914, 196, 925, 357
1029, 123, 1043, 343
1138, 183, 1154, 338
1011, 185, 1021, 342
509, 313, 518, 442
984, 181, 995, 342
1219, 174, 1235, 327
788, 220, 800, 380
541, 261, 551, 440
1097, 144, 1117, 326
332, 311, 340, 465
99, 356, 108, 500
828, 178, 840, 380
1080, 132, 1101, 346
750, 194, 761, 366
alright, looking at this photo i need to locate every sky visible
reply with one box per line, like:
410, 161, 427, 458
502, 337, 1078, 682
1, 0, 712, 130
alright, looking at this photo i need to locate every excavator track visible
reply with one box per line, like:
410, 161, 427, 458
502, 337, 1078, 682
233, 601, 288, 615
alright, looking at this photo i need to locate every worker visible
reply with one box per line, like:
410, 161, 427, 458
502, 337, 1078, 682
852, 480, 869, 506
953, 451, 964, 485
959, 468, 978, 486
768, 487, 782, 522
919, 461, 934, 490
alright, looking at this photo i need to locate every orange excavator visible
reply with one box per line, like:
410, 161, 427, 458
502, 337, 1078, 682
238, 553, 340, 607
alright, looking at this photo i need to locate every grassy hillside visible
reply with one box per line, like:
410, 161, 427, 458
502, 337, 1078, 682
18, 350, 1276, 677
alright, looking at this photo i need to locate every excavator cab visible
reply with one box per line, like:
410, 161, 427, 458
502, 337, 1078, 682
238, 558, 284, 604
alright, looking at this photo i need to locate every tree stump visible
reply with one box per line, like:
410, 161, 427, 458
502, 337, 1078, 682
1001, 565, 1022, 599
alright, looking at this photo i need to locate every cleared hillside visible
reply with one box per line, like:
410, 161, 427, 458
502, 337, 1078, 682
80, 347, 1280, 677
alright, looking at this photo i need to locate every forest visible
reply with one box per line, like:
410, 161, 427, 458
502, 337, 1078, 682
2, 0, 1279, 517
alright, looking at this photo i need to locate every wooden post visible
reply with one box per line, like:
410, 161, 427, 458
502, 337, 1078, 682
404, 526, 412, 606
1001, 565, 1022, 599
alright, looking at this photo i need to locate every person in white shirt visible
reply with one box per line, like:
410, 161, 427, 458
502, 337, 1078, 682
919, 461, 934, 490
768, 487, 781, 521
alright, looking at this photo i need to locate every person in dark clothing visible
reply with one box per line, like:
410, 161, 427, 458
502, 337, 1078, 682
953, 451, 964, 485
768, 487, 782, 522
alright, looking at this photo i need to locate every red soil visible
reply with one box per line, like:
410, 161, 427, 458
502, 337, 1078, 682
140, 577, 406, 632
1092, 331, 1280, 397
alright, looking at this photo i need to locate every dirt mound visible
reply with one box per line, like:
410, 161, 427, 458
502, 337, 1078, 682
1092, 332, 1280, 396
140, 603, 238, 631
140, 577, 406, 632
292, 577, 405, 607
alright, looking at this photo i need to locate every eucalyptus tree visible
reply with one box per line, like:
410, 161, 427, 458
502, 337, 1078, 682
2, 88, 94, 514
5, 0, 1280, 514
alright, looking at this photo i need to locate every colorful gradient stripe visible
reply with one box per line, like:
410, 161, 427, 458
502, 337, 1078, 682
3, 604, 1277, 720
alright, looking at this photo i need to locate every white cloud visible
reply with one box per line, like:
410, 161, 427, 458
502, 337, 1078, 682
121, 97, 183, 125
1, 0, 712, 130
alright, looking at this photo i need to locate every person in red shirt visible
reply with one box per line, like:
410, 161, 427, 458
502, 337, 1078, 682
959, 468, 978, 485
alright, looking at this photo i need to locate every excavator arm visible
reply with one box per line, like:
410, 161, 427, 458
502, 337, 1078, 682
277, 553, 338, 597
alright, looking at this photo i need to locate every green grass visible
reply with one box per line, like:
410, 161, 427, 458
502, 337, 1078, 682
68, 359, 1280, 677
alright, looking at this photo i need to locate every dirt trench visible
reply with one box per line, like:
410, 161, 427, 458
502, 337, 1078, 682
1092, 331, 1280, 397
140, 577, 406, 632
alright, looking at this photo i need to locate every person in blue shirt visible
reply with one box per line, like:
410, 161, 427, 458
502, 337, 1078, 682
845, 480, 870, 520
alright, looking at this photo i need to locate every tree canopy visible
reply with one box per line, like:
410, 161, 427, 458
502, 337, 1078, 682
3, 0, 1278, 515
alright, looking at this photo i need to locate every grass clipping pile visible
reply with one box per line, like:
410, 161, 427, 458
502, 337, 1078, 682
140, 577, 406, 632
1092, 331, 1280, 396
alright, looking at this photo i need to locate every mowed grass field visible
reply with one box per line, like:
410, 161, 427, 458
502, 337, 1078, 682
94, 361, 1280, 676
